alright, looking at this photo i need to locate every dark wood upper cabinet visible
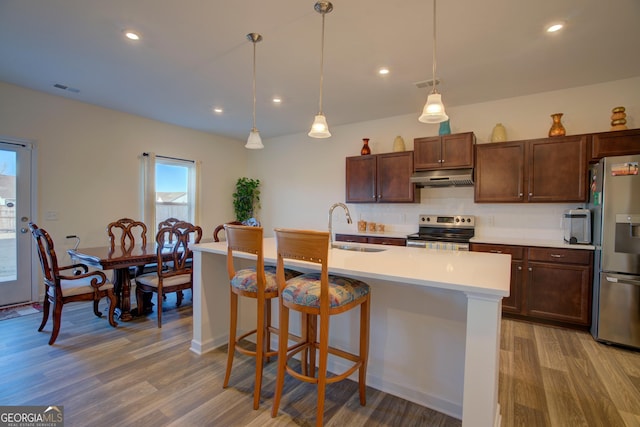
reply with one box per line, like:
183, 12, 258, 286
346, 151, 416, 203
475, 135, 588, 203
414, 132, 475, 171
590, 128, 640, 161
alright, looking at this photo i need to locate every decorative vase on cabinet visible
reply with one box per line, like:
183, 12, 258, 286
360, 138, 371, 155
393, 135, 406, 152
548, 113, 566, 137
491, 123, 507, 142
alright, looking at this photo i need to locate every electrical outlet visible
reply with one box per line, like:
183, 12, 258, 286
45, 211, 59, 221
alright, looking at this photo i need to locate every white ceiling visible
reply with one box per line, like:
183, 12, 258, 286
1, 0, 639, 141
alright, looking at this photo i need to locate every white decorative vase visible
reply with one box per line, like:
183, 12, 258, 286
393, 135, 406, 152
491, 123, 507, 142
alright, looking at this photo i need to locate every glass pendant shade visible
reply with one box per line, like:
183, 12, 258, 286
245, 129, 264, 149
419, 93, 449, 123
308, 114, 331, 138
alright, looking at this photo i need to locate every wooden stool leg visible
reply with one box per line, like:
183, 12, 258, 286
254, 293, 266, 410
359, 296, 370, 405
309, 314, 317, 379
223, 292, 239, 388
316, 313, 329, 427
271, 303, 290, 418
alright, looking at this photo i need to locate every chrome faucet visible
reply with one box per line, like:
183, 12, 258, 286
328, 202, 353, 244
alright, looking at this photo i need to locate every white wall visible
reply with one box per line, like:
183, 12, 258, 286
0, 81, 247, 251
250, 76, 640, 240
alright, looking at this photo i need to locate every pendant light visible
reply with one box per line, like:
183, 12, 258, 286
245, 33, 264, 149
308, 1, 333, 138
419, 0, 449, 124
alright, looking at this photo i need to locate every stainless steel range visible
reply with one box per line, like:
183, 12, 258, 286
406, 214, 475, 250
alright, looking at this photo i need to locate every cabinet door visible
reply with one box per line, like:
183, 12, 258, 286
474, 142, 525, 202
591, 128, 640, 161
413, 136, 442, 170
470, 243, 524, 314
368, 236, 406, 246
526, 261, 592, 326
335, 234, 368, 244
377, 152, 415, 203
346, 155, 377, 203
441, 132, 475, 169
527, 136, 588, 202
504, 260, 524, 314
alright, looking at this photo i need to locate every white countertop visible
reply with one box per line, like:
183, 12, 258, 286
470, 236, 595, 250
193, 237, 511, 297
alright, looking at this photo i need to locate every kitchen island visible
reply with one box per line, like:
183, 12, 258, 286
190, 238, 511, 427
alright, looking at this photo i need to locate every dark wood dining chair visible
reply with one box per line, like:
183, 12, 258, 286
107, 217, 147, 253
222, 224, 302, 409
271, 228, 371, 426
29, 222, 117, 345
135, 221, 202, 327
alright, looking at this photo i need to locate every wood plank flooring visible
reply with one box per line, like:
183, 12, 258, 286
1, 297, 639, 426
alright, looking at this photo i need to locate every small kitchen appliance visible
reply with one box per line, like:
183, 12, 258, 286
406, 214, 475, 250
563, 208, 591, 244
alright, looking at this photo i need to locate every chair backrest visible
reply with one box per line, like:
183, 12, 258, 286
155, 221, 203, 278
224, 224, 265, 282
158, 217, 181, 229
274, 228, 330, 297
107, 218, 147, 252
28, 222, 60, 289
213, 221, 243, 242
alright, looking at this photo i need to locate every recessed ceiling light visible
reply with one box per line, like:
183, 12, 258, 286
378, 67, 390, 75
546, 22, 564, 33
125, 31, 140, 41
213, 107, 223, 114
272, 97, 282, 104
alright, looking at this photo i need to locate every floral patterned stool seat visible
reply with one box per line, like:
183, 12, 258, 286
271, 228, 371, 426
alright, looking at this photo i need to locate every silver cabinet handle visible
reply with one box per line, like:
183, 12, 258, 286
489, 250, 503, 254
528, 267, 532, 272
550, 254, 564, 258
517, 266, 522, 270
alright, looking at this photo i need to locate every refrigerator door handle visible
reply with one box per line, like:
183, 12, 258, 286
605, 275, 640, 287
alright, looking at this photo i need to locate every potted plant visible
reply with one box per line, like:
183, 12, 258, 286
233, 177, 261, 222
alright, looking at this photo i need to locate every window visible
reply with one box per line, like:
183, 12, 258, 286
155, 159, 193, 225
141, 153, 200, 238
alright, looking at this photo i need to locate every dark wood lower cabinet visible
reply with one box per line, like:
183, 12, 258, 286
335, 234, 406, 246
470, 243, 593, 329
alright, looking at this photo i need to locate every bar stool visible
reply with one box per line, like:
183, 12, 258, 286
271, 228, 371, 426
222, 224, 302, 409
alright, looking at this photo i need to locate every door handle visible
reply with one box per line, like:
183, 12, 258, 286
605, 276, 640, 286
20, 227, 28, 233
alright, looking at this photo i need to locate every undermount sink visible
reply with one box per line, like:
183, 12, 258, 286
331, 244, 387, 253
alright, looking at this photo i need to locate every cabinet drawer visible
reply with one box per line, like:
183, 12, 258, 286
528, 247, 591, 265
335, 234, 368, 244
470, 243, 524, 260
368, 237, 406, 246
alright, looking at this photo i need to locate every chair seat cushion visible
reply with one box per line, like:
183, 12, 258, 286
136, 272, 192, 288
50, 277, 114, 298
282, 273, 370, 308
231, 265, 300, 293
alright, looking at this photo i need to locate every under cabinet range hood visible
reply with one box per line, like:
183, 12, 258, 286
410, 168, 474, 187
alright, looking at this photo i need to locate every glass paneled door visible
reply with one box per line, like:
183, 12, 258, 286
0, 140, 33, 306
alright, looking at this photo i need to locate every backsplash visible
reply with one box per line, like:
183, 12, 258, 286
345, 186, 583, 241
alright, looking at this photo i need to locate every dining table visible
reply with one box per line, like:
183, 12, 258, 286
68, 244, 164, 321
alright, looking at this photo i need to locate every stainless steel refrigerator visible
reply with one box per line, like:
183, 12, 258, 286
590, 154, 640, 349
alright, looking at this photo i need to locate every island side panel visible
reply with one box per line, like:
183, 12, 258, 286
190, 250, 230, 354
462, 292, 503, 427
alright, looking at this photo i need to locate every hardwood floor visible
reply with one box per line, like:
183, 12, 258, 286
1, 297, 639, 426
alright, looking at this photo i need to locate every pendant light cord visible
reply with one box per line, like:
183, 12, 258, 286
432, 0, 437, 95
252, 40, 257, 131
318, 11, 326, 114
